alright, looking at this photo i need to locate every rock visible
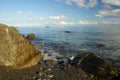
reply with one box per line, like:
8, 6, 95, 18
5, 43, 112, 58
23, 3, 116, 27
46, 26, 49, 28
96, 43, 105, 48
45, 60, 58, 66
112, 73, 120, 80
0, 24, 41, 69
71, 52, 117, 79
69, 56, 74, 60
47, 74, 54, 78
26, 33, 35, 40
43, 50, 50, 54
65, 31, 71, 33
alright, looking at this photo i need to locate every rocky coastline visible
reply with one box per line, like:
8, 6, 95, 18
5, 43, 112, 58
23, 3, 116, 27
0, 24, 119, 80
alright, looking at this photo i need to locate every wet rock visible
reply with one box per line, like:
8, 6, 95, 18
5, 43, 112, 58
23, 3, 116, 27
46, 26, 49, 28
0, 24, 41, 68
26, 33, 35, 40
96, 43, 105, 48
65, 31, 71, 33
71, 52, 117, 79
43, 50, 50, 54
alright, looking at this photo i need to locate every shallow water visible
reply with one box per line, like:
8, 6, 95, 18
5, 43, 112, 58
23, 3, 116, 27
18, 26, 120, 70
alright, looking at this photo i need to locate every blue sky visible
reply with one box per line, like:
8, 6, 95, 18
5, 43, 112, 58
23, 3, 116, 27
0, 0, 120, 27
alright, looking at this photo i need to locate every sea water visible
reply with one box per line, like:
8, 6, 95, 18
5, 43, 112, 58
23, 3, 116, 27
17, 25, 120, 70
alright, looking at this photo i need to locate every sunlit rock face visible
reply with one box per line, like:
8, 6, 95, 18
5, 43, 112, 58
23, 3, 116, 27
0, 24, 41, 69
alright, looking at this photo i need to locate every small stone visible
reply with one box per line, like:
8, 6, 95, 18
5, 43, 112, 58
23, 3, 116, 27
39, 72, 46, 77
48, 74, 54, 78
44, 50, 50, 54
69, 56, 74, 60
48, 68, 51, 71
32, 76, 36, 79
40, 67, 43, 70
37, 78, 42, 80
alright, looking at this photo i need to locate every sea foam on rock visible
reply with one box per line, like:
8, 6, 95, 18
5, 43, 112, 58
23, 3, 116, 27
0, 24, 42, 69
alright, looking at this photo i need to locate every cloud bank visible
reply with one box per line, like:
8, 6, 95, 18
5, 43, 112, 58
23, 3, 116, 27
59, 0, 97, 8
102, 0, 120, 6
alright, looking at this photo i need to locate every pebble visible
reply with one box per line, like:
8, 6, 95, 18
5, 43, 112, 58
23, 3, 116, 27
47, 68, 51, 71
48, 74, 54, 78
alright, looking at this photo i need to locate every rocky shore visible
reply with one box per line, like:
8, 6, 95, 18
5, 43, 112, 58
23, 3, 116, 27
0, 24, 119, 80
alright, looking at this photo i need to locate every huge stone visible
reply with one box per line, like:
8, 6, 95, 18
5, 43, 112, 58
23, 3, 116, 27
0, 24, 41, 69
71, 52, 117, 79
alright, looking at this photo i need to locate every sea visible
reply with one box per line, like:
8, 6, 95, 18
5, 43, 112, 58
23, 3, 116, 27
17, 25, 120, 71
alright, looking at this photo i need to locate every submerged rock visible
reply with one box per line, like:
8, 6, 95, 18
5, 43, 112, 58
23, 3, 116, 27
71, 52, 117, 79
0, 24, 41, 69
26, 33, 35, 40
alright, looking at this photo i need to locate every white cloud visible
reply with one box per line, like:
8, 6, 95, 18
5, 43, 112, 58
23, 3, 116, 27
102, 0, 120, 6
79, 20, 98, 25
48, 15, 76, 25
78, 18, 120, 25
95, 9, 120, 17
58, 0, 97, 8
49, 15, 67, 20
101, 18, 120, 25
103, 4, 113, 10
16, 11, 23, 15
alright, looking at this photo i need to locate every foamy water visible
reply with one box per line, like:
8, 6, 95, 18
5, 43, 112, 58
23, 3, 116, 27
18, 26, 120, 70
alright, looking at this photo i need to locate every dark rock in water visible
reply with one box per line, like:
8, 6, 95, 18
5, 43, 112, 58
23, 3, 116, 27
65, 31, 71, 33
71, 52, 117, 79
0, 24, 42, 69
26, 33, 35, 40
96, 43, 105, 48
46, 26, 49, 28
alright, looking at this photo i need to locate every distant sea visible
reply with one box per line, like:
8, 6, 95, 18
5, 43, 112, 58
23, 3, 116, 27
17, 26, 120, 70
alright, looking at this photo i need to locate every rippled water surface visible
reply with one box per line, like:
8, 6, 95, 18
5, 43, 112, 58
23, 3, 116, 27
18, 26, 120, 69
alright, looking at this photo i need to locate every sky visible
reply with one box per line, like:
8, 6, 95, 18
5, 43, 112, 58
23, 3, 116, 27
0, 0, 120, 27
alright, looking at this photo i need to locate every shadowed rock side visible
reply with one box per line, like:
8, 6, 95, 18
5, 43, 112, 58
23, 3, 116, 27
71, 52, 117, 80
0, 24, 41, 69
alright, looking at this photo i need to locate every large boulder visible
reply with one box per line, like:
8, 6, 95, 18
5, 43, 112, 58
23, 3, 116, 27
71, 52, 117, 79
0, 24, 41, 69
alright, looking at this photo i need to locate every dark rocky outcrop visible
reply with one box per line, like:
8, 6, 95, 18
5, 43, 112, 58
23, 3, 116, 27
71, 52, 117, 79
26, 33, 35, 40
65, 31, 72, 33
0, 24, 41, 69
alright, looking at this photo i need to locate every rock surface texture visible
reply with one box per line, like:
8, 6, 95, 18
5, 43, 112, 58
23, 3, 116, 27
0, 24, 41, 69
72, 52, 117, 80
